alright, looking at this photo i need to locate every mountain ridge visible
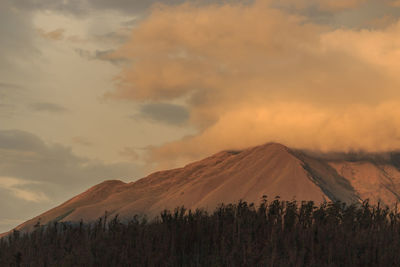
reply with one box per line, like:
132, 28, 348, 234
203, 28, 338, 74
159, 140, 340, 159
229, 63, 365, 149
4, 142, 400, 236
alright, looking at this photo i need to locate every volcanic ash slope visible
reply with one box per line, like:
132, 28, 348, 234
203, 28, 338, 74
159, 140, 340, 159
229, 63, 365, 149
9, 143, 400, 234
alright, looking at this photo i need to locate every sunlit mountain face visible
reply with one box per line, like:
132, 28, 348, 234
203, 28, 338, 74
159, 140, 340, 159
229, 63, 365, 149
5, 142, 400, 236
2, 0, 400, 233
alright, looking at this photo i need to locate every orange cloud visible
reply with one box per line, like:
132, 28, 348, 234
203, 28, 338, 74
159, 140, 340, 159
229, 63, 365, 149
109, 0, 400, 168
386, 0, 400, 7
37, 28, 65, 41
149, 102, 400, 168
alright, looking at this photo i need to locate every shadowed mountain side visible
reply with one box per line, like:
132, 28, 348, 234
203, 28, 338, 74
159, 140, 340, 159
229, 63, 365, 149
329, 161, 400, 204
296, 149, 400, 204
6, 142, 400, 236
292, 151, 360, 203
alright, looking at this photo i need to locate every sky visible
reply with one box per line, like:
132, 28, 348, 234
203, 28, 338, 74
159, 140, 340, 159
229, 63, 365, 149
1, 0, 400, 232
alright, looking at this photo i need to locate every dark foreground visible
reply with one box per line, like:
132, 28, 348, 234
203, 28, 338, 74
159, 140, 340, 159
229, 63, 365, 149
1, 198, 400, 266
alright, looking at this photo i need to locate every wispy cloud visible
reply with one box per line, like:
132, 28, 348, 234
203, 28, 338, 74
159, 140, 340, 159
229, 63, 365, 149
30, 102, 68, 113
0, 82, 23, 90
75, 48, 129, 65
37, 28, 65, 41
72, 136, 93, 147
0, 177, 48, 203
119, 146, 140, 161
131, 103, 190, 126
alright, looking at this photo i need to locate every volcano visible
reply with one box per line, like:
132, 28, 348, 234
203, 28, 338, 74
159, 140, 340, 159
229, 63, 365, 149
6, 142, 400, 235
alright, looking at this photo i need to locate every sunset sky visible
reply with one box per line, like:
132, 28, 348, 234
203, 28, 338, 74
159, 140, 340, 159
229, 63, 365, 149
2, 0, 400, 232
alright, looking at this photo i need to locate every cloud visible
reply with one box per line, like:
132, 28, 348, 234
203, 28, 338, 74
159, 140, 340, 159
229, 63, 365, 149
72, 136, 93, 147
0, 130, 143, 187
10, 0, 246, 16
92, 30, 131, 44
0, 1, 37, 74
11, 0, 89, 15
37, 28, 65, 40
119, 146, 140, 161
30, 102, 69, 113
272, 0, 367, 12
0, 129, 144, 232
110, 0, 391, 104
387, 0, 400, 7
68, 30, 130, 45
0, 82, 23, 90
0, 83, 25, 117
0, 177, 49, 202
10, 0, 162, 16
105, 0, 400, 168
318, 0, 367, 11
133, 103, 190, 126
75, 48, 129, 65
266, 1, 400, 29
148, 102, 400, 168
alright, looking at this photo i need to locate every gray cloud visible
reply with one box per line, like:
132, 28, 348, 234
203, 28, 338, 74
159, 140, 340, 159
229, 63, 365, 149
93, 31, 130, 45
72, 136, 93, 147
30, 102, 69, 113
0, 82, 27, 119
11, 0, 89, 16
75, 48, 129, 65
272, 0, 400, 28
0, 82, 23, 104
135, 103, 190, 126
0, 129, 144, 233
11, 0, 163, 15
330, 1, 400, 29
0, 82, 23, 90
0, 1, 37, 69
10, 0, 250, 16
0, 130, 44, 151
0, 129, 143, 188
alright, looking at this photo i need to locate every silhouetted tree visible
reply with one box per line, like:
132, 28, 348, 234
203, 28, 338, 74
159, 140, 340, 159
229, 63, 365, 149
1, 198, 400, 266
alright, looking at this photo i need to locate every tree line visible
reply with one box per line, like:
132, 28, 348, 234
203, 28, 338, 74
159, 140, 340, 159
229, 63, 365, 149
1, 197, 400, 266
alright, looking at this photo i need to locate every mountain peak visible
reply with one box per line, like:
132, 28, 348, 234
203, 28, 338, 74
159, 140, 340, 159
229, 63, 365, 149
7, 142, 400, 236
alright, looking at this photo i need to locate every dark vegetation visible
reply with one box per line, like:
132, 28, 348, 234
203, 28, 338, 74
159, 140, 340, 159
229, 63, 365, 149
2, 197, 400, 266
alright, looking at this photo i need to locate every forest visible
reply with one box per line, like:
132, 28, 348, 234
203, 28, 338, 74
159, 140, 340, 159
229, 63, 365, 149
1, 197, 400, 266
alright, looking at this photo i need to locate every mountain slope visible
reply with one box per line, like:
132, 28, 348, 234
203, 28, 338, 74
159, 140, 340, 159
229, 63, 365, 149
6, 143, 400, 235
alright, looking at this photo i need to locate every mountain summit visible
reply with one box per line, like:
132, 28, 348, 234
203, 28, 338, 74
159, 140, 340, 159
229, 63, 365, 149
6, 143, 400, 234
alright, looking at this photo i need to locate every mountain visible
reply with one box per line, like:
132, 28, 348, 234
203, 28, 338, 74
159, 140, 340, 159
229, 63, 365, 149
5, 143, 400, 235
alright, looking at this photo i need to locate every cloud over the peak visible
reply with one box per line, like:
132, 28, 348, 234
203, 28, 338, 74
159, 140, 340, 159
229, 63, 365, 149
108, 0, 400, 167
149, 102, 400, 168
